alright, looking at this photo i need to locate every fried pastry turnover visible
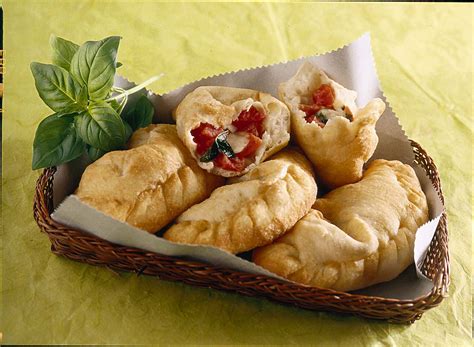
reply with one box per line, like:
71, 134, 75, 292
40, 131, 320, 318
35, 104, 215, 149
163, 149, 317, 254
279, 61, 385, 189
253, 160, 429, 291
75, 124, 224, 233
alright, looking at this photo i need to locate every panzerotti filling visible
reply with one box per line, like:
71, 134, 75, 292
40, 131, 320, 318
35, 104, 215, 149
299, 84, 353, 127
191, 106, 265, 172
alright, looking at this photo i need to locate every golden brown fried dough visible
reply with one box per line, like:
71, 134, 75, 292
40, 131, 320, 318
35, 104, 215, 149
253, 160, 429, 291
163, 149, 317, 254
279, 61, 385, 188
175, 86, 290, 177
127, 122, 180, 149
75, 124, 224, 233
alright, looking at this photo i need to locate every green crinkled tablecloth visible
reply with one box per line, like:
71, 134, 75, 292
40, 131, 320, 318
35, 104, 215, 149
1, 1, 472, 344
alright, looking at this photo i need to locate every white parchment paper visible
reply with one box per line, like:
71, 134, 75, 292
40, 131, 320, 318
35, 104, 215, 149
51, 34, 444, 299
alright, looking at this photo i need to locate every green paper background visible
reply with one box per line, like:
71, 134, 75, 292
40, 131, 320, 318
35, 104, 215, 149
2, 1, 472, 344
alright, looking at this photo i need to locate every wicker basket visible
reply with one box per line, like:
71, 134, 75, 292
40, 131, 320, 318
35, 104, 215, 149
33, 140, 449, 324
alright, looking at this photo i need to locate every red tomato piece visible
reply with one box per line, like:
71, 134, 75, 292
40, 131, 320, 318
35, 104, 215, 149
236, 134, 262, 159
191, 123, 223, 155
305, 114, 315, 123
300, 104, 321, 123
300, 84, 335, 125
312, 84, 335, 108
232, 106, 266, 137
300, 104, 321, 116
214, 153, 247, 172
241, 122, 265, 137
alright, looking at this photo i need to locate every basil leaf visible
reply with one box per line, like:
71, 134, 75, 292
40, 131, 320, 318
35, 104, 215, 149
200, 143, 219, 163
116, 61, 123, 68
49, 34, 79, 71
75, 101, 126, 151
32, 113, 85, 169
70, 36, 121, 100
87, 145, 106, 162
56, 104, 86, 117
199, 130, 235, 162
123, 94, 154, 131
124, 120, 133, 141
30, 62, 87, 112
215, 130, 235, 158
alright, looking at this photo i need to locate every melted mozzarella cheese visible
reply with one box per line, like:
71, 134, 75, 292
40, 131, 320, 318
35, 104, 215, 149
227, 132, 250, 153
320, 72, 358, 115
231, 99, 266, 119
319, 108, 347, 120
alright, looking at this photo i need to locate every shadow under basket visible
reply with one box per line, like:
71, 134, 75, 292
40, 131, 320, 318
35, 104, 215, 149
33, 140, 449, 324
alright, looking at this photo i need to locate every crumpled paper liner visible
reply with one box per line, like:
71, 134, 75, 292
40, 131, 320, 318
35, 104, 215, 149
51, 33, 444, 299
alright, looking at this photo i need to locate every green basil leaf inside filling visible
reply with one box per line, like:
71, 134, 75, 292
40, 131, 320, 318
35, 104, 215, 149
199, 129, 236, 162
316, 112, 328, 124
215, 130, 235, 158
200, 143, 219, 162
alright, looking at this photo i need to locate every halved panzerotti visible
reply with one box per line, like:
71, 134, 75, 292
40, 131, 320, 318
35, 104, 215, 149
279, 61, 386, 189
175, 86, 291, 177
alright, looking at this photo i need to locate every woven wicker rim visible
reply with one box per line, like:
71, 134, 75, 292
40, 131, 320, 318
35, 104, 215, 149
33, 140, 449, 323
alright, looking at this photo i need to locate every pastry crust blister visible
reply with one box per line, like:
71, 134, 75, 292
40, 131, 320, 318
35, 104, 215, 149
163, 149, 317, 254
279, 61, 386, 189
75, 124, 224, 233
253, 160, 429, 291
175, 86, 291, 177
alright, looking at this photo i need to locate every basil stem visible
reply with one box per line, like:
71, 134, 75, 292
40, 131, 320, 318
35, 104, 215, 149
106, 74, 164, 102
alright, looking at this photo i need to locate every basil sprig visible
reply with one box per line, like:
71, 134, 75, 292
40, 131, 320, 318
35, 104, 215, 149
200, 130, 235, 163
31, 35, 161, 169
